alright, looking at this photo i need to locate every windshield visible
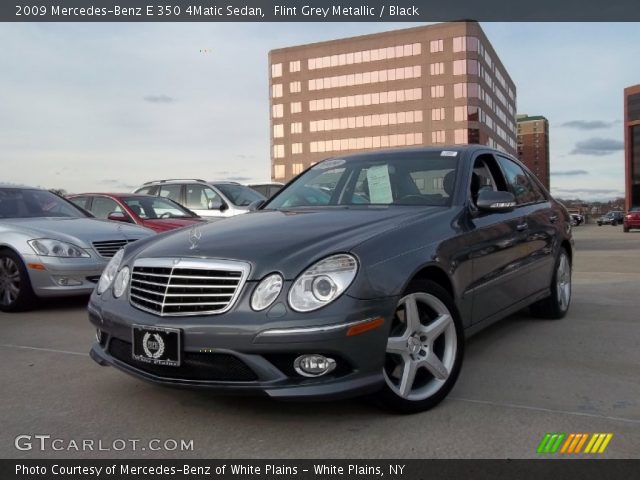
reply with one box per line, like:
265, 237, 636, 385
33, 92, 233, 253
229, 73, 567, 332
266, 153, 459, 209
0, 188, 89, 219
213, 184, 266, 206
122, 196, 197, 219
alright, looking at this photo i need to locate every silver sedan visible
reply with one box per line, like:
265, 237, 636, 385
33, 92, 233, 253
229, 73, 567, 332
0, 185, 154, 312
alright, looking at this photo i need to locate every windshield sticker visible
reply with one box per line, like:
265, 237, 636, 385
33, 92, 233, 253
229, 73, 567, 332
366, 165, 394, 204
313, 159, 345, 170
441, 151, 458, 157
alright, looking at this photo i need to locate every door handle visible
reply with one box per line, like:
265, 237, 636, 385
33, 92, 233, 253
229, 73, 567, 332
549, 215, 558, 223
516, 222, 528, 231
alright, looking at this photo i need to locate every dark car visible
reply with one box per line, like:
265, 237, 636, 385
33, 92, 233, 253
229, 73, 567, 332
89, 147, 573, 412
623, 207, 640, 232
597, 211, 624, 226
68, 193, 207, 233
248, 182, 284, 199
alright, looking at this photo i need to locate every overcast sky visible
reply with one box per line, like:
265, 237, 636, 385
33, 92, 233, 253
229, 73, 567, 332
0, 22, 638, 200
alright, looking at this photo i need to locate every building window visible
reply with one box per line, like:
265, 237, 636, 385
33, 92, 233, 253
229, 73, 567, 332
453, 36, 479, 53
271, 63, 282, 78
291, 122, 302, 134
292, 163, 304, 175
308, 87, 422, 113
290, 102, 302, 114
454, 129, 468, 144
430, 39, 443, 53
271, 84, 283, 98
289, 60, 301, 73
430, 62, 444, 75
430, 85, 445, 98
308, 65, 421, 92
273, 144, 285, 158
273, 164, 285, 180
273, 124, 284, 138
272, 104, 283, 118
289, 81, 301, 93
307, 43, 422, 71
453, 83, 480, 99
431, 130, 445, 143
292, 143, 303, 155
431, 108, 445, 121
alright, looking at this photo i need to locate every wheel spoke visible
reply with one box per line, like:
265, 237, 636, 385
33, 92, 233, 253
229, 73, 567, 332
403, 294, 421, 332
423, 352, 449, 380
421, 313, 451, 341
386, 336, 407, 355
398, 359, 418, 398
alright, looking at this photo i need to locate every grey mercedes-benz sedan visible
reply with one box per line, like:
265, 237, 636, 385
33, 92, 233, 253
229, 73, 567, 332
89, 147, 573, 412
0, 185, 154, 312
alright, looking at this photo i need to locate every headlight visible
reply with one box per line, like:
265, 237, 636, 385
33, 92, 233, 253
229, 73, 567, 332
97, 249, 124, 295
112, 266, 130, 298
251, 273, 283, 311
288, 254, 358, 312
28, 239, 89, 258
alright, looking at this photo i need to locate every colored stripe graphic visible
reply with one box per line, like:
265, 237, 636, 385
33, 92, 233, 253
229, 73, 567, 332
539, 433, 613, 454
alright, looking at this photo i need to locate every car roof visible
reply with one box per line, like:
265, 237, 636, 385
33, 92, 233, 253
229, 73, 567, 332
140, 179, 241, 186
69, 193, 157, 199
0, 183, 40, 189
320, 145, 505, 162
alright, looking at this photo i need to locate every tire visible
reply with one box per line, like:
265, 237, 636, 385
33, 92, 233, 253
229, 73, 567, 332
611, 221, 617, 227
0, 249, 37, 312
530, 248, 571, 320
375, 279, 464, 413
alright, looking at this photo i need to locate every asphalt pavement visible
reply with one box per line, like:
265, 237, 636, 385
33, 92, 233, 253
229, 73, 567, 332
1, 224, 639, 459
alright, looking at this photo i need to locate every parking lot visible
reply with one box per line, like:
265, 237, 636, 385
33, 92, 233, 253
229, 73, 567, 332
1, 224, 639, 459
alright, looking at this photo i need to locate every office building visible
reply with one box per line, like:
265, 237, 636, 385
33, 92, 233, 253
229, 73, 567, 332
268, 22, 518, 182
517, 114, 550, 189
624, 84, 640, 210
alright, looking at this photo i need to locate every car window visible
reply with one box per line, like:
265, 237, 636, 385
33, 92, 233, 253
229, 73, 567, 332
91, 197, 123, 219
0, 188, 88, 218
266, 153, 459, 209
122, 197, 196, 219
135, 186, 155, 195
214, 184, 265, 206
70, 196, 90, 210
158, 184, 182, 203
496, 156, 542, 205
185, 184, 222, 210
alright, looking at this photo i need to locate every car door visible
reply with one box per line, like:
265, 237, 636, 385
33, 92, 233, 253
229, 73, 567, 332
466, 153, 532, 324
184, 184, 230, 218
495, 155, 556, 299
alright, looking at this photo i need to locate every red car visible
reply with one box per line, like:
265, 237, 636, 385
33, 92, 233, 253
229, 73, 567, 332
624, 207, 640, 232
68, 193, 207, 233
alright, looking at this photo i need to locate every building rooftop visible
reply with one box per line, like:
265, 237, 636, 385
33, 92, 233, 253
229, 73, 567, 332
517, 115, 548, 123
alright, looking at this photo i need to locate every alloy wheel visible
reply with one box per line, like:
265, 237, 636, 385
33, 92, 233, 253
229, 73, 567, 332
384, 292, 457, 401
0, 256, 21, 307
556, 253, 571, 311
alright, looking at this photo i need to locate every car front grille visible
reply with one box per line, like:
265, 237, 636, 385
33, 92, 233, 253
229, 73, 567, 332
92, 240, 135, 258
108, 338, 258, 381
129, 258, 250, 316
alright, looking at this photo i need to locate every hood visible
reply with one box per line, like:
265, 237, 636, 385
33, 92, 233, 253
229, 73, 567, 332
140, 217, 206, 232
1, 217, 154, 247
132, 207, 439, 279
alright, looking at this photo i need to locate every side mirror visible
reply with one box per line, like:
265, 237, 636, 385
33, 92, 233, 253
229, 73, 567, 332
248, 200, 266, 211
476, 190, 516, 213
107, 211, 133, 223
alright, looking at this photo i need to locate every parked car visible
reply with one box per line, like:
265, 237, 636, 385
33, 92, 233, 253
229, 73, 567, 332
68, 193, 207, 233
597, 211, 624, 226
89, 147, 573, 412
623, 207, 640, 232
248, 182, 284, 199
0, 185, 153, 312
134, 179, 266, 219
566, 209, 584, 226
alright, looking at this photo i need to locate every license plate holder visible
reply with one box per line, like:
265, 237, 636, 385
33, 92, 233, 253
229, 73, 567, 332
132, 325, 181, 366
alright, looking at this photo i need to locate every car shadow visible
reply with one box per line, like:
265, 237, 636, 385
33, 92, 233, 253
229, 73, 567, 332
37, 294, 91, 311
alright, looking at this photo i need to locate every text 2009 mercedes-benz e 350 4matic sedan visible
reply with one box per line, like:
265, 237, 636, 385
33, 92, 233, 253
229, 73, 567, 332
89, 147, 573, 412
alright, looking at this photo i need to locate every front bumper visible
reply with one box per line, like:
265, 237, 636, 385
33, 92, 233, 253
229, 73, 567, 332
24, 253, 106, 297
88, 289, 398, 400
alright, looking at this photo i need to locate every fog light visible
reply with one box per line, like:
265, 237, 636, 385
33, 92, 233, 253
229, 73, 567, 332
54, 276, 82, 286
294, 354, 336, 377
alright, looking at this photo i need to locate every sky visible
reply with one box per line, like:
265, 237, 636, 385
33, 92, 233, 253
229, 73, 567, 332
0, 22, 638, 200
